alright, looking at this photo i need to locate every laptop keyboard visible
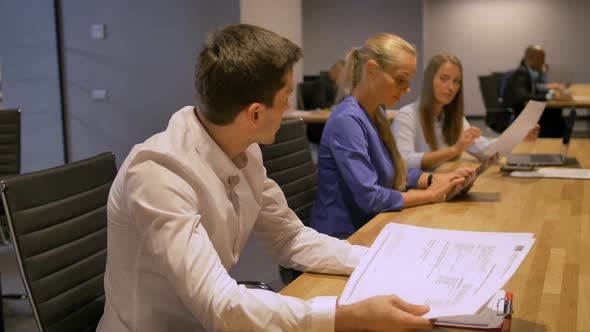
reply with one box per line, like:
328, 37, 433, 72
530, 154, 559, 163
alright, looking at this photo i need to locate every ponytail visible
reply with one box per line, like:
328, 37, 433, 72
336, 47, 362, 104
375, 110, 407, 190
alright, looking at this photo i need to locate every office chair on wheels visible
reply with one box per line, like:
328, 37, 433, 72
259, 119, 318, 285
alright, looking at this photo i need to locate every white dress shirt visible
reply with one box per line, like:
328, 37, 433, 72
392, 101, 493, 170
97, 106, 367, 332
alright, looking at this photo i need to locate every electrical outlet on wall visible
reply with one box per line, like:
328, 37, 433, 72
91, 89, 107, 101
91, 24, 106, 40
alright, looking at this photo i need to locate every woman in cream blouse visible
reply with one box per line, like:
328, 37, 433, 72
392, 53, 538, 170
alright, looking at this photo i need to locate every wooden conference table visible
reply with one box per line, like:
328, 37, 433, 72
547, 84, 590, 108
283, 109, 397, 123
280, 139, 590, 332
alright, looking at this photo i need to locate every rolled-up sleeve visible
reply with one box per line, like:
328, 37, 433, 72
125, 153, 358, 331
392, 108, 424, 170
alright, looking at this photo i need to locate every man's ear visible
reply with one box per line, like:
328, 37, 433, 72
245, 102, 264, 126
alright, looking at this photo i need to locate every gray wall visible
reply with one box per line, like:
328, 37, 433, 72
425, 0, 590, 116
302, 0, 424, 107
0, 1, 66, 173
60, 0, 239, 164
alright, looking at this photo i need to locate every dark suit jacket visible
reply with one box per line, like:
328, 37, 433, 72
503, 64, 548, 116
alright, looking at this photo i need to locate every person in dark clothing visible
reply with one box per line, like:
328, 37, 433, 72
311, 60, 345, 109
306, 60, 345, 143
503, 45, 571, 137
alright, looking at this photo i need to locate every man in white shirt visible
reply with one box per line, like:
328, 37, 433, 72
97, 24, 432, 332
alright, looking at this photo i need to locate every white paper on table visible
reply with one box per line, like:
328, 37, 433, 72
573, 95, 590, 101
339, 223, 534, 319
484, 100, 546, 157
511, 168, 590, 179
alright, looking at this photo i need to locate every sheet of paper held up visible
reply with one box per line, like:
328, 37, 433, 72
339, 223, 534, 319
511, 168, 590, 179
484, 100, 546, 157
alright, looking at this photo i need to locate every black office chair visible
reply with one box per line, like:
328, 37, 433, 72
0, 109, 21, 244
0, 108, 24, 332
259, 119, 318, 284
303, 75, 320, 82
296, 81, 319, 110
1, 152, 117, 332
478, 75, 514, 133
498, 70, 515, 100
296, 81, 327, 144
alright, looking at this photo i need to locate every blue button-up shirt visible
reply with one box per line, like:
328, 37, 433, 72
310, 96, 423, 237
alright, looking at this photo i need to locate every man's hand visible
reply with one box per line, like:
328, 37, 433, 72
546, 83, 565, 90
335, 295, 433, 332
553, 90, 573, 101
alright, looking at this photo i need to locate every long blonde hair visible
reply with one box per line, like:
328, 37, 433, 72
418, 53, 464, 152
339, 33, 416, 191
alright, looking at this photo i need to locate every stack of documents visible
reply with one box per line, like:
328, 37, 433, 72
511, 168, 590, 179
434, 290, 510, 329
340, 223, 534, 326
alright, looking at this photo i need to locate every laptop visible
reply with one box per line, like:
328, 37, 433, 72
506, 109, 577, 166
446, 153, 500, 201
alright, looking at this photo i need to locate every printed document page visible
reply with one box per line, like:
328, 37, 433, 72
339, 223, 534, 319
484, 100, 546, 156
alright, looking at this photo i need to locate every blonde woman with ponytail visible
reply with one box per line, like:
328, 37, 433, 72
392, 53, 539, 170
310, 34, 473, 239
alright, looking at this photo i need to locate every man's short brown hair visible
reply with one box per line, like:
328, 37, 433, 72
195, 24, 302, 125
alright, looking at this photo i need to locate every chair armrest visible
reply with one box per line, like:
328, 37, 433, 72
1, 294, 27, 300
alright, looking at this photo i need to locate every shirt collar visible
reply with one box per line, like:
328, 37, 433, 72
347, 95, 385, 125
182, 106, 248, 182
525, 64, 539, 80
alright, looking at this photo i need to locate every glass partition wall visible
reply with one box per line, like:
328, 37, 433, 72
0, 1, 66, 173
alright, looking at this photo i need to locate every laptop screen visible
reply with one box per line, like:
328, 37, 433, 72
561, 109, 577, 158
563, 109, 577, 145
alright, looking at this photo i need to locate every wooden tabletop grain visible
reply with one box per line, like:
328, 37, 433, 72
280, 139, 590, 332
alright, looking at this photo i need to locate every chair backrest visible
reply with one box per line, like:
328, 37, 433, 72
0, 109, 21, 243
0, 152, 117, 332
259, 119, 317, 225
303, 75, 319, 82
478, 75, 503, 108
478, 75, 515, 134
296, 81, 318, 110
498, 70, 515, 99
0, 109, 21, 176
